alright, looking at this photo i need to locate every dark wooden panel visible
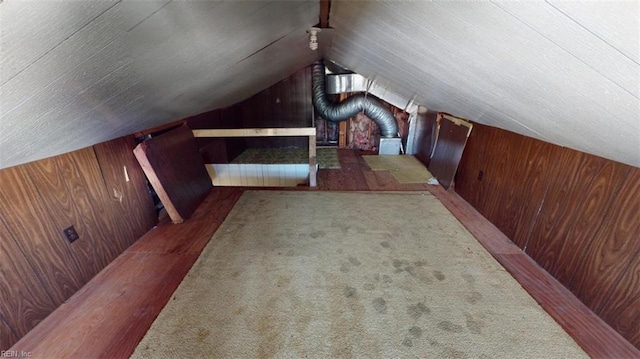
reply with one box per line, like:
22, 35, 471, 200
25, 155, 108, 282
509, 140, 561, 249
242, 66, 312, 149
93, 135, 156, 244
526, 150, 629, 288
550, 158, 631, 294
413, 109, 438, 166
0, 313, 19, 351
0, 166, 86, 306
186, 107, 247, 163
10, 187, 244, 358
454, 122, 490, 210
428, 115, 472, 189
454, 123, 640, 348
0, 218, 57, 344
598, 256, 640, 349
134, 124, 212, 223
221, 104, 248, 161
575, 167, 640, 346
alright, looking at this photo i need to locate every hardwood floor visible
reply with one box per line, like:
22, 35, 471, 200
10, 150, 639, 358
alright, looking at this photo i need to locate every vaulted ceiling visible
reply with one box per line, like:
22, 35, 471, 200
1, 1, 638, 169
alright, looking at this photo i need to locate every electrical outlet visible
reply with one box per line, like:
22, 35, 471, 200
63, 225, 79, 243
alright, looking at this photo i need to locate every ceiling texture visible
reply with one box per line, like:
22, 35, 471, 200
1, 0, 638, 170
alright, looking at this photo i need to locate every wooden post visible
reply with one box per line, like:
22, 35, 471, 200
309, 134, 317, 187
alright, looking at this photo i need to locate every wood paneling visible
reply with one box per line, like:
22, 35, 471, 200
241, 66, 312, 149
599, 256, 640, 348
0, 135, 156, 350
93, 135, 157, 243
0, 219, 57, 339
428, 114, 472, 189
134, 125, 212, 223
455, 123, 640, 349
0, 165, 86, 306
185, 106, 247, 163
0, 314, 19, 352
10, 187, 244, 358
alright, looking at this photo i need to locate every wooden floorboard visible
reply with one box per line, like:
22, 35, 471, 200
10, 150, 639, 358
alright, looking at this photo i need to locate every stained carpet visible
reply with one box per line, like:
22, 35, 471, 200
131, 191, 587, 359
363, 155, 432, 184
232, 148, 341, 169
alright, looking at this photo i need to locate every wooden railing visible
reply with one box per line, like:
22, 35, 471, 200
192, 128, 317, 187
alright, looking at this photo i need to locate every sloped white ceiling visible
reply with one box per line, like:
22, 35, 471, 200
1, 1, 638, 170
0, 0, 319, 169
327, 1, 639, 167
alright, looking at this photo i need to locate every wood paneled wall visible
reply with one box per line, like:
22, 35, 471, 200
134, 125, 212, 224
240, 66, 313, 149
185, 104, 247, 163
455, 123, 640, 348
0, 135, 156, 350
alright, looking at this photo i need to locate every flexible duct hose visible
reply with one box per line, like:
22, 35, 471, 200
312, 60, 398, 138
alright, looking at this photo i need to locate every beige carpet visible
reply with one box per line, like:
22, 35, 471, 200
363, 155, 432, 183
131, 191, 587, 359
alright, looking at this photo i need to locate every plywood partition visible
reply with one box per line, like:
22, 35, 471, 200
428, 113, 473, 189
455, 123, 640, 348
134, 124, 212, 224
0, 135, 156, 350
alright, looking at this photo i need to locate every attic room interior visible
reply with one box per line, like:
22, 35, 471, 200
1, 0, 639, 358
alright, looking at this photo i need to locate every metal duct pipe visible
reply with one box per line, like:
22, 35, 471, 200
312, 61, 398, 138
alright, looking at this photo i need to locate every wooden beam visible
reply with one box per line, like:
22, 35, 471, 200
193, 128, 316, 138
309, 135, 317, 187
320, 0, 330, 28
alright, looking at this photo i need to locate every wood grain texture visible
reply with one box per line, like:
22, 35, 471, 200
428, 114, 472, 189
134, 124, 212, 223
526, 150, 629, 288
241, 66, 312, 149
598, 255, 640, 349
575, 168, 640, 346
0, 218, 57, 344
93, 135, 156, 245
0, 165, 86, 306
186, 106, 247, 163
455, 123, 640, 349
25, 153, 111, 283
10, 187, 244, 358
0, 314, 19, 352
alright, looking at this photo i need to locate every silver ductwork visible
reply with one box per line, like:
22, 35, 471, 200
312, 60, 398, 138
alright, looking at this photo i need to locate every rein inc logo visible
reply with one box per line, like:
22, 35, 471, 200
0, 351, 32, 358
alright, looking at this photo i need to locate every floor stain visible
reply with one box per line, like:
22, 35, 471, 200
465, 291, 483, 304
363, 283, 375, 291
348, 257, 361, 266
392, 259, 403, 268
380, 241, 390, 248
438, 320, 464, 333
197, 327, 210, 342
407, 302, 430, 319
372, 297, 387, 314
340, 264, 350, 273
344, 286, 357, 298
404, 266, 416, 277
402, 338, 413, 347
413, 260, 427, 267
465, 312, 485, 334
408, 326, 423, 338
433, 270, 445, 281
310, 230, 326, 239
382, 274, 393, 283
